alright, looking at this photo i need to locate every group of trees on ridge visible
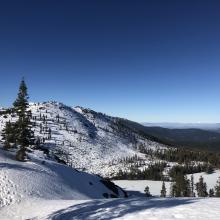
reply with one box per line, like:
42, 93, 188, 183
140, 147, 220, 168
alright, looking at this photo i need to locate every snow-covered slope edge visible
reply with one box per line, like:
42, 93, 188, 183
0, 148, 127, 208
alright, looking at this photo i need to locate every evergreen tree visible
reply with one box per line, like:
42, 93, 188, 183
13, 79, 29, 118
2, 121, 16, 149
170, 173, 191, 197
214, 177, 220, 197
206, 165, 214, 174
195, 176, 208, 197
182, 175, 191, 197
144, 186, 152, 197
209, 188, 215, 197
170, 182, 176, 197
13, 78, 35, 161
160, 181, 166, 197
48, 128, 52, 139
190, 175, 195, 197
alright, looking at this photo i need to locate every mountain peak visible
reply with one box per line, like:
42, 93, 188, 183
0, 101, 168, 178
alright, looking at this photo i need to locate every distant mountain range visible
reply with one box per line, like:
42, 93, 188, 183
143, 122, 220, 131
141, 123, 220, 152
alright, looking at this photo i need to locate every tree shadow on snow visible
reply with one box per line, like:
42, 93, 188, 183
46, 197, 197, 220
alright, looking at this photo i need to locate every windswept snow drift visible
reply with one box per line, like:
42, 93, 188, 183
0, 148, 126, 208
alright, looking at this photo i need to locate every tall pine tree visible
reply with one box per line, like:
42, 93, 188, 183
13, 78, 34, 161
160, 181, 167, 197
170, 173, 191, 197
190, 175, 195, 197
214, 177, 220, 197
195, 176, 208, 197
209, 188, 215, 197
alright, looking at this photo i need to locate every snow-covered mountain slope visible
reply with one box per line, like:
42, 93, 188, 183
0, 101, 168, 177
0, 148, 127, 208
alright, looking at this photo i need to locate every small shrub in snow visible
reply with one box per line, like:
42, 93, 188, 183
144, 186, 152, 197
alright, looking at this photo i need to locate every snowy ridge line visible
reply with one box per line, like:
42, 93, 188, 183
0, 101, 170, 177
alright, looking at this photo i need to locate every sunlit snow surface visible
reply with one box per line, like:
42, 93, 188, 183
2, 197, 220, 220
1, 148, 220, 220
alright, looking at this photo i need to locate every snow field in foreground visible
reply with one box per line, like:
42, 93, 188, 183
1, 197, 220, 220
1, 147, 220, 219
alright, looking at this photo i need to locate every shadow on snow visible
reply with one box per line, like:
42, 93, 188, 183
46, 197, 197, 220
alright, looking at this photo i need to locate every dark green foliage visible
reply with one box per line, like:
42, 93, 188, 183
16, 116, 34, 148
13, 79, 34, 151
144, 186, 152, 197
149, 148, 220, 168
14, 79, 34, 160
2, 121, 16, 149
2, 79, 35, 161
160, 181, 166, 197
190, 175, 195, 197
48, 128, 52, 139
195, 176, 208, 197
209, 188, 215, 197
170, 174, 191, 197
205, 164, 214, 174
169, 164, 209, 179
214, 177, 220, 197
13, 79, 29, 118
113, 162, 167, 181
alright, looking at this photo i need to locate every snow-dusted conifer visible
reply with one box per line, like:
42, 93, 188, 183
209, 188, 215, 197
190, 175, 195, 197
2, 121, 16, 149
160, 181, 166, 197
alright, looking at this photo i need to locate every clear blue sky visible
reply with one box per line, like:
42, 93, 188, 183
0, 0, 220, 123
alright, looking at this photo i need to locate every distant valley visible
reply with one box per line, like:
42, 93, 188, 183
142, 123, 220, 152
